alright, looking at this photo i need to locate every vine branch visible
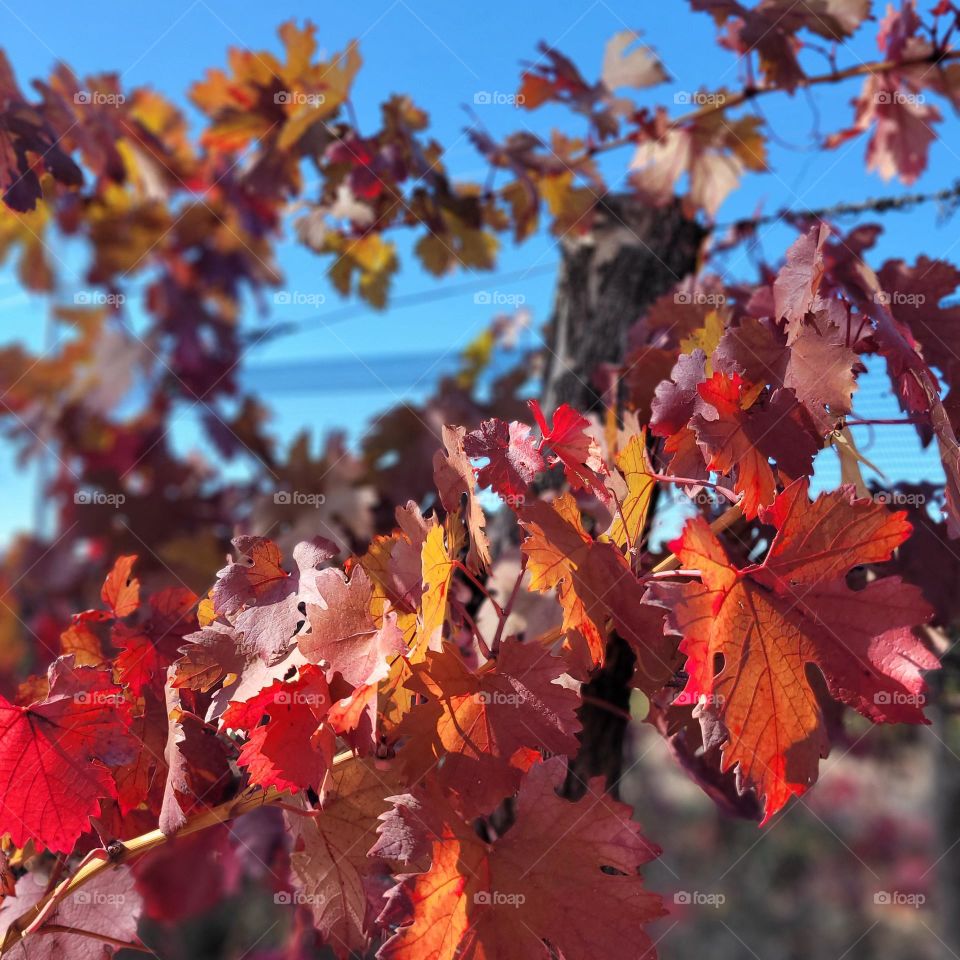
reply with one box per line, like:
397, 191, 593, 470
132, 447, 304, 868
0, 751, 357, 956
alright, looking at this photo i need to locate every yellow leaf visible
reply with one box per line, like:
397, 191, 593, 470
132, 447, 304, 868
679, 308, 725, 368
416, 524, 454, 658
607, 431, 656, 550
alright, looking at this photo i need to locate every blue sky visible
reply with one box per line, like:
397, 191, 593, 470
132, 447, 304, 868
0, 0, 951, 541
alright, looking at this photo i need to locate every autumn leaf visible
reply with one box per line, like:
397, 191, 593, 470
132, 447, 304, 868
285, 758, 403, 958
773, 223, 829, 330
377, 757, 664, 960
300, 566, 406, 686
101, 554, 139, 618
220, 664, 334, 793
691, 372, 818, 518
213, 536, 338, 665
393, 640, 580, 816
0, 865, 143, 959
529, 400, 608, 498
0, 659, 136, 852
649, 478, 936, 821
417, 524, 455, 658
605, 430, 655, 549
433, 424, 491, 572
601, 30, 668, 91
520, 493, 675, 683
464, 417, 544, 502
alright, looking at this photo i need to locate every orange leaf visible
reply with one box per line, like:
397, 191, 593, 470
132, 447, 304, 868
650, 478, 936, 822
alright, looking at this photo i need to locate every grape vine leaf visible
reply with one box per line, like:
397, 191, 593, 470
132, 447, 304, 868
0, 865, 143, 959
220, 664, 335, 793
0, 658, 136, 852
213, 536, 338, 665
285, 758, 403, 958
376, 756, 664, 960
464, 417, 544, 501
300, 566, 406, 687
529, 400, 608, 498
393, 640, 580, 816
648, 478, 937, 821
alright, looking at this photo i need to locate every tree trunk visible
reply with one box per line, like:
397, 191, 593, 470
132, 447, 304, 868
542, 194, 705, 415
542, 193, 705, 796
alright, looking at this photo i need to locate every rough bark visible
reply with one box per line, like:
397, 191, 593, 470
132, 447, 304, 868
540, 193, 704, 796
541, 193, 706, 415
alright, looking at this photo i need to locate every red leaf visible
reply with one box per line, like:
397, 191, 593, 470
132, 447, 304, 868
220, 664, 334, 793
0, 660, 135, 852
528, 400, 608, 497
464, 418, 545, 500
